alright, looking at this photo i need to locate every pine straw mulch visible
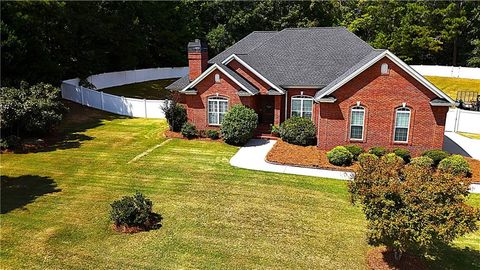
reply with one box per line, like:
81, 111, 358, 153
466, 158, 480, 183
266, 140, 358, 172
367, 247, 427, 270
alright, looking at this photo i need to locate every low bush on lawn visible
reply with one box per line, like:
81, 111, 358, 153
422, 149, 449, 166
410, 156, 434, 168
163, 101, 187, 132
368, 146, 388, 157
327, 146, 353, 166
393, 148, 411, 163
345, 145, 364, 160
221, 105, 258, 145
438, 154, 471, 177
181, 122, 197, 139
279, 117, 316, 146
205, 129, 219, 140
110, 192, 162, 233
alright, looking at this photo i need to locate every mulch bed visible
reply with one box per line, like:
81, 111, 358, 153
466, 158, 480, 183
367, 247, 427, 270
265, 140, 358, 172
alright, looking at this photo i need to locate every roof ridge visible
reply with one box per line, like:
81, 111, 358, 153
281, 26, 347, 30
243, 31, 281, 55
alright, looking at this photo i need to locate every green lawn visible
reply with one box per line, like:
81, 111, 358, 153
425, 76, 480, 100
459, 132, 480, 140
1, 103, 479, 269
100, 78, 177, 99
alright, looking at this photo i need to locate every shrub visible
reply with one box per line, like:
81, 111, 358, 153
205, 129, 219, 140
393, 148, 411, 163
327, 146, 353, 166
110, 192, 161, 231
345, 145, 364, 160
349, 155, 479, 260
162, 101, 187, 132
368, 146, 388, 157
220, 105, 258, 145
0, 135, 21, 150
270, 124, 280, 136
410, 156, 434, 168
422, 149, 449, 166
181, 122, 197, 139
358, 153, 379, 167
279, 117, 316, 146
0, 82, 67, 139
438, 154, 471, 177
382, 153, 404, 171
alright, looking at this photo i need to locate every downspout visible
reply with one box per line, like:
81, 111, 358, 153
317, 101, 321, 147
284, 90, 288, 120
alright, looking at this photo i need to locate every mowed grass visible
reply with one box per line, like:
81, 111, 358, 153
1, 103, 479, 269
425, 76, 480, 100
459, 132, 480, 140
100, 78, 177, 99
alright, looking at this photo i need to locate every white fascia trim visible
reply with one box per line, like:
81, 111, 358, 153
283, 85, 323, 89
180, 63, 255, 95
222, 54, 285, 94
314, 50, 455, 104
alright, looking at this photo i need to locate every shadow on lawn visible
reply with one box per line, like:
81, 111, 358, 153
1, 175, 61, 214
13, 101, 128, 154
425, 244, 480, 270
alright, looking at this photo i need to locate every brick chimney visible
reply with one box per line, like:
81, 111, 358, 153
188, 39, 208, 81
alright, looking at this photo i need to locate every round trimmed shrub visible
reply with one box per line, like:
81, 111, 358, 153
393, 148, 411, 163
382, 153, 404, 168
205, 129, 219, 140
345, 145, 364, 160
110, 192, 161, 232
438, 154, 471, 176
327, 146, 353, 166
357, 153, 378, 168
422, 149, 449, 166
368, 146, 388, 157
410, 156, 434, 168
279, 117, 316, 146
221, 105, 258, 145
163, 102, 187, 132
181, 122, 197, 139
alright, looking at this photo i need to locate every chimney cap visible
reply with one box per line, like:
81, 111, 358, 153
188, 39, 208, 52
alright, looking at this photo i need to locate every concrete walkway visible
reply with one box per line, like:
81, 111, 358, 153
230, 139, 354, 180
230, 138, 479, 193
443, 132, 480, 160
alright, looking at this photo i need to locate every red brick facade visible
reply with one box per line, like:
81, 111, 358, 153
181, 55, 448, 154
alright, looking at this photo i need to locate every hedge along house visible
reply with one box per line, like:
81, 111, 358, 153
167, 27, 455, 154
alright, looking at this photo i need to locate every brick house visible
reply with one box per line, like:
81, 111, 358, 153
167, 27, 454, 154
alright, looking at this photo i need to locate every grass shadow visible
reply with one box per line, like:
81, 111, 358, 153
425, 244, 480, 270
1, 175, 61, 214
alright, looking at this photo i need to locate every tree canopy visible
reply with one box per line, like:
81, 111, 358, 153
2, 1, 479, 87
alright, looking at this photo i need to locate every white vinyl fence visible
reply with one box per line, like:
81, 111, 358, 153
411, 65, 480, 80
445, 108, 480, 134
61, 67, 188, 118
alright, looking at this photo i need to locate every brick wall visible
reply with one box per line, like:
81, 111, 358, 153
317, 57, 448, 155
188, 51, 208, 81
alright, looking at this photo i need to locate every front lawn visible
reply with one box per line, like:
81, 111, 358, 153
425, 76, 480, 100
459, 132, 480, 140
100, 78, 177, 99
1, 103, 479, 269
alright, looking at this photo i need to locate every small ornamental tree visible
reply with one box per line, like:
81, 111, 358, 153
220, 105, 258, 145
162, 100, 187, 132
349, 156, 479, 260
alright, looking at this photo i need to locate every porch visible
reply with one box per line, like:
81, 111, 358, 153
253, 95, 283, 139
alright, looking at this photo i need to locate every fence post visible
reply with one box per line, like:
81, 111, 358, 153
101, 91, 104, 110
454, 109, 460, 132
80, 86, 84, 105
144, 99, 147, 118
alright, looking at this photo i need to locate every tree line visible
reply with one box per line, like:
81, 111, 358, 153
1, 1, 479, 87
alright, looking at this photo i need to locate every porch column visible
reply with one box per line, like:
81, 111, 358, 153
274, 95, 282, 125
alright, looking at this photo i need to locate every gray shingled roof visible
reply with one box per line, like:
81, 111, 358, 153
168, 27, 376, 91
165, 75, 189, 90
218, 64, 259, 95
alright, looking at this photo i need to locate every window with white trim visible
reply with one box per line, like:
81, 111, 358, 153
214, 73, 220, 83
394, 107, 411, 142
291, 95, 313, 119
208, 97, 228, 125
349, 106, 365, 140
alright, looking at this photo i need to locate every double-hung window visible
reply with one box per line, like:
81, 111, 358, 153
291, 96, 313, 119
349, 106, 365, 140
208, 97, 228, 125
394, 107, 411, 142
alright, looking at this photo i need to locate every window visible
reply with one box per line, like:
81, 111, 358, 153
349, 106, 365, 140
208, 97, 228, 125
394, 107, 411, 142
291, 95, 313, 119
214, 73, 220, 83
381, 63, 389, 75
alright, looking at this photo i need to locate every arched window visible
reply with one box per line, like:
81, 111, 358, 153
381, 63, 389, 75
208, 96, 228, 125
291, 95, 313, 119
349, 106, 365, 140
214, 73, 221, 83
394, 107, 411, 142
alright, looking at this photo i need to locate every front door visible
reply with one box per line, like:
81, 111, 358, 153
258, 96, 274, 124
